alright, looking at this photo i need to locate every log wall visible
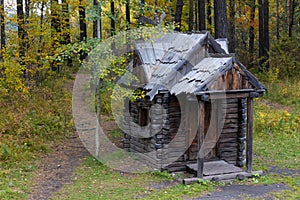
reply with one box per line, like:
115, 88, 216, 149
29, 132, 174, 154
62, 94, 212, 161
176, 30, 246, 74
218, 98, 247, 167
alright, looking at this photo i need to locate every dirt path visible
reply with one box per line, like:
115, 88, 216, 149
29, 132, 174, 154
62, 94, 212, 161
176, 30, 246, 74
27, 133, 90, 200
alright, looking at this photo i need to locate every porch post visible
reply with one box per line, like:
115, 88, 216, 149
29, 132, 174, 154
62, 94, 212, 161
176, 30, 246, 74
246, 97, 253, 172
197, 100, 205, 178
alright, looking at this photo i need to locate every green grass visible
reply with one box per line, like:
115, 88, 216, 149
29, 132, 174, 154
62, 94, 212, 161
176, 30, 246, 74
52, 157, 218, 200
253, 100, 300, 170
263, 78, 300, 110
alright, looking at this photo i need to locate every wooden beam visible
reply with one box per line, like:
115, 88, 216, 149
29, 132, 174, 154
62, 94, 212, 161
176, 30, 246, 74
183, 170, 263, 184
196, 89, 255, 95
197, 100, 205, 178
208, 92, 250, 100
246, 97, 253, 172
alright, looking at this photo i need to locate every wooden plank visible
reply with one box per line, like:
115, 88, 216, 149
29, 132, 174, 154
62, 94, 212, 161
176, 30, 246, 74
183, 170, 263, 184
187, 160, 243, 176
197, 100, 205, 178
222, 127, 239, 133
246, 97, 253, 172
220, 133, 238, 139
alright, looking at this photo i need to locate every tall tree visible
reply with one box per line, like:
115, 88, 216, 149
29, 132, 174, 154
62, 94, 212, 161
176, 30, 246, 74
0, 0, 5, 61
249, 0, 256, 68
287, 0, 295, 37
110, 0, 115, 36
24, 0, 30, 54
263, 0, 269, 68
198, 0, 206, 30
93, 0, 102, 39
195, 1, 198, 30
207, 0, 212, 32
61, 0, 71, 44
17, 0, 26, 66
189, 0, 194, 31
50, 0, 60, 44
174, 0, 184, 31
228, 0, 235, 52
276, 0, 279, 39
258, 0, 269, 70
126, 0, 130, 30
79, 0, 87, 41
214, 0, 229, 38
168, 0, 172, 24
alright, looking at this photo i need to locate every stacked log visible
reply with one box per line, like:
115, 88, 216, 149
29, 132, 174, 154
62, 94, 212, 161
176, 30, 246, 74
218, 98, 246, 166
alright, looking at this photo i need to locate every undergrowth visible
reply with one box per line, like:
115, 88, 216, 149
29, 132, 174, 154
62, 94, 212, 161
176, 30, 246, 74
0, 74, 74, 199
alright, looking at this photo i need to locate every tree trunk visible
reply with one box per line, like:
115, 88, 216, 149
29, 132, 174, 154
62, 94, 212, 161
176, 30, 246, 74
174, 0, 184, 31
79, 0, 87, 41
198, 0, 206, 31
228, 0, 235, 52
0, 0, 5, 61
276, 0, 279, 39
258, 0, 269, 70
249, 0, 256, 68
214, 0, 229, 38
258, 0, 264, 69
263, 0, 269, 70
51, 0, 60, 43
17, 0, 26, 66
93, 0, 102, 39
126, 0, 130, 30
207, 0, 212, 32
168, 0, 172, 24
287, 0, 295, 37
61, 0, 71, 44
195, 1, 198, 30
189, 0, 194, 31
110, 0, 115, 36
35, 2, 45, 87
24, 0, 30, 55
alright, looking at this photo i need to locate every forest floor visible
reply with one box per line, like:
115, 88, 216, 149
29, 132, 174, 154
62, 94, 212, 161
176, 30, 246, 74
25, 77, 299, 199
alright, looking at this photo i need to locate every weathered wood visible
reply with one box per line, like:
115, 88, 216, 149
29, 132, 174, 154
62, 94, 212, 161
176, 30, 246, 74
218, 146, 240, 152
225, 113, 239, 119
222, 127, 239, 133
183, 170, 263, 184
187, 160, 242, 176
219, 137, 237, 143
197, 100, 205, 178
219, 142, 238, 148
223, 123, 239, 129
224, 119, 239, 124
210, 92, 250, 100
246, 97, 253, 172
220, 133, 238, 139
225, 107, 239, 113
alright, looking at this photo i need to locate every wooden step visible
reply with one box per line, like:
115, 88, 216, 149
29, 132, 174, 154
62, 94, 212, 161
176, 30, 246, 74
186, 160, 243, 176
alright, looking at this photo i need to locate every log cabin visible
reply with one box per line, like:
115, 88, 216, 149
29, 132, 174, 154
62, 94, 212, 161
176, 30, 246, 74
122, 31, 266, 181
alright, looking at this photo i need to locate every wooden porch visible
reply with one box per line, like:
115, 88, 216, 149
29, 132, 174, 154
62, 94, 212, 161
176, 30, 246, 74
184, 160, 263, 184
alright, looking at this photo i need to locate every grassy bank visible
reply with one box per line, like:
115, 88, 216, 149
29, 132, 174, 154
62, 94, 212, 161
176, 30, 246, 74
0, 75, 74, 199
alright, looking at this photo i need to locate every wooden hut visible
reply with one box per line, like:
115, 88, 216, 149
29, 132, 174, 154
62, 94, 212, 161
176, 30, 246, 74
122, 32, 266, 181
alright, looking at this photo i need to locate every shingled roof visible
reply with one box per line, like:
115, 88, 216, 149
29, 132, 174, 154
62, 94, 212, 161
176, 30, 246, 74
131, 31, 266, 99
